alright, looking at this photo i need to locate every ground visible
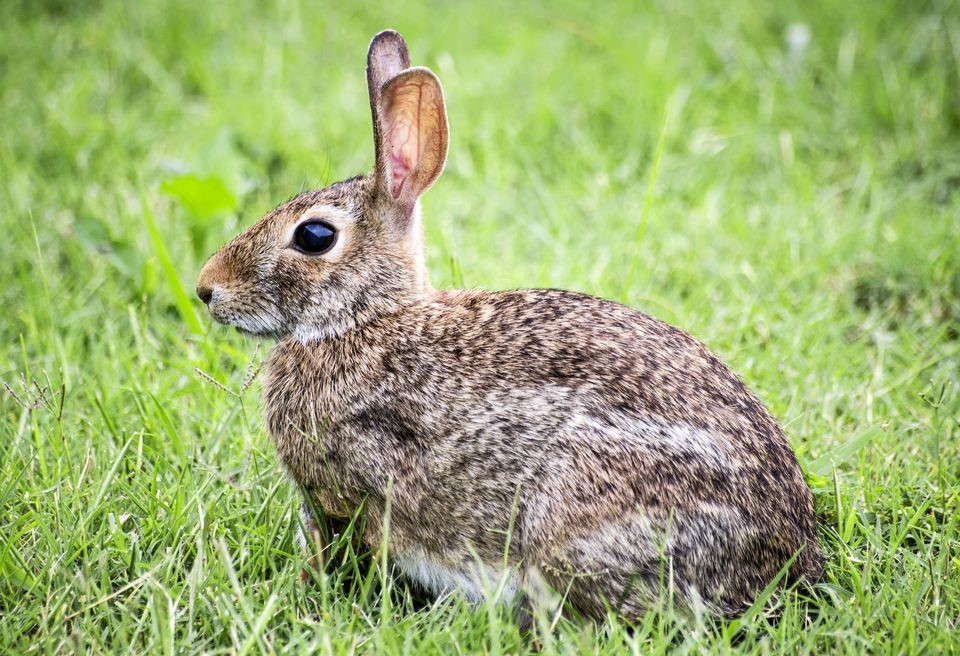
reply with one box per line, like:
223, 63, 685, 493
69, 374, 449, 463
1, 0, 959, 653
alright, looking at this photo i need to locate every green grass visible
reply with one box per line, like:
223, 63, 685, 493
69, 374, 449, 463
2, 0, 959, 653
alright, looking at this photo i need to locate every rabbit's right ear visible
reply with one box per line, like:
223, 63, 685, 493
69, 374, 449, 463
366, 31, 448, 219
367, 30, 411, 172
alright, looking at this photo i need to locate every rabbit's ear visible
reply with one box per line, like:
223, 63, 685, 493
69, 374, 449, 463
367, 30, 411, 164
373, 67, 449, 211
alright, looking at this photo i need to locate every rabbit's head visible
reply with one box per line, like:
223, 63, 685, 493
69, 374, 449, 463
196, 30, 448, 341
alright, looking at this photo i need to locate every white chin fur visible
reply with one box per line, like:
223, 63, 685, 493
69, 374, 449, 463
233, 316, 280, 337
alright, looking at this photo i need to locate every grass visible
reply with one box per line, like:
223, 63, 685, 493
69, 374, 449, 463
1, 0, 959, 652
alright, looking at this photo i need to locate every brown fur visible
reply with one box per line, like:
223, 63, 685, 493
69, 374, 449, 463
196, 30, 822, 620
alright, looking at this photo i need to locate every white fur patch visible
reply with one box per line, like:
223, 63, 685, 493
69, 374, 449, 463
292, 322, 351, 344
571, 414, 730, 469
651, 421, 730, 468
392, 550, 519, 604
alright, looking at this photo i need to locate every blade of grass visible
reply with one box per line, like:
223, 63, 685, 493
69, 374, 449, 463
140, 185, 203, 335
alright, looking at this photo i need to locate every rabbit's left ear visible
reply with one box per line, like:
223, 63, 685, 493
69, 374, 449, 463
372, 67, 449, 212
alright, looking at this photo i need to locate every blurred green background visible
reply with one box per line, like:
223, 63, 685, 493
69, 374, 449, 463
1, 0, 958, 653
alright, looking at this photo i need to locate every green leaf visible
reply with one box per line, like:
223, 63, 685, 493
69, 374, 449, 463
161, 174, 238, 220
806, 424, 881, 477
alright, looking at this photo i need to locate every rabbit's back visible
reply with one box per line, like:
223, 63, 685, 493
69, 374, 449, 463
264, 288, 821, 616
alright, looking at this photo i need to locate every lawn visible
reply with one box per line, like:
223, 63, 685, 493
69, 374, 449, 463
1, 0, 959, 653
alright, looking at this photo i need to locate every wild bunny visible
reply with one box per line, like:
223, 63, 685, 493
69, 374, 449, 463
196, 30, 822, 621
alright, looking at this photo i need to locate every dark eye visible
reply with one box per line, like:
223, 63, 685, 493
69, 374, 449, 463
293, 221, 337, 254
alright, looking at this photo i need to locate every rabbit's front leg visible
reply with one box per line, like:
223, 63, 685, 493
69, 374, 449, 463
297, 496, 350, 581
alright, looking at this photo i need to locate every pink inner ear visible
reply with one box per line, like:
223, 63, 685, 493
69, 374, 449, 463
388, 132, 413, 198
383, 84, 425, 199
387, 118, 418, 198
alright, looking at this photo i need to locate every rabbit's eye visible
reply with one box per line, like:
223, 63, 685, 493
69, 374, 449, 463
293, 221, 337, 254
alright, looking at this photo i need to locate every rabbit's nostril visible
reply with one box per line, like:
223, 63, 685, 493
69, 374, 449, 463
197, 286, 214, 305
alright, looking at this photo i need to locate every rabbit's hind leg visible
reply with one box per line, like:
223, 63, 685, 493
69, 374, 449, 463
532, 514, 669, 621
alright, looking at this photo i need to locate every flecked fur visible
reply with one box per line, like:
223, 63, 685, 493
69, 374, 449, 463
196, 29, 822, 621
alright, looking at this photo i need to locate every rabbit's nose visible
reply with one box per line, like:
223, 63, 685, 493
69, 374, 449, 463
197, 286, 214, 305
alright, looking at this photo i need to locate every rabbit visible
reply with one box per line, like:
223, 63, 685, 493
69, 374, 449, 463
195, 29, 823, 622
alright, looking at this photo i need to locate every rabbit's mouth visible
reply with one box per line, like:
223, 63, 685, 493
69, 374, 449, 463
199, 286, 285, 338
206, 301, 285, 340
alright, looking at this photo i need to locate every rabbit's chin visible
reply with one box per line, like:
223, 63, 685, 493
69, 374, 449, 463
228, 314, 287, 339
234, 325, 284, 340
